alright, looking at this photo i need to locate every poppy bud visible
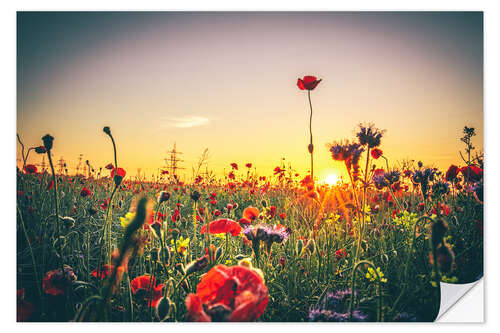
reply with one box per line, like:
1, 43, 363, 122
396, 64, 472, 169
61, 216, 75, 228
235, 254, 246, 260
185, 255, 208, 276
156, 296, 173, 321
308, 143, 314, 153
431, 218, 448, 248
103, 126, 111, 136
42, 134, 54, 151
190, 190, 201, 202
261, 199, 267, 208
34, 146, 46, 154
418, 161, 423, 168
151, 221, 162, 238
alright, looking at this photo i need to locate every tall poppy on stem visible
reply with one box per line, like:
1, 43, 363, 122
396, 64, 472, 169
297, 75, 322, 181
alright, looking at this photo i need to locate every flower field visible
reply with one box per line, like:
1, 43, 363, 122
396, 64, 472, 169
16, 118, 483, 322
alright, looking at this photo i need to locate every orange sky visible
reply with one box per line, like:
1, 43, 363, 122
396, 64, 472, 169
17, 12, 483, 182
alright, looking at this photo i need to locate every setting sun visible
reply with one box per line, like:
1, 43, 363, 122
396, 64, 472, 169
323, 173, 340, 186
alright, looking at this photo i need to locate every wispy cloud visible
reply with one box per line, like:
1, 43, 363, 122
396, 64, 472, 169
162, 116, 210, 128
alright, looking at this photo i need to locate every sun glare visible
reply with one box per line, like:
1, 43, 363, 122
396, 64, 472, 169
323, 174, 340, 186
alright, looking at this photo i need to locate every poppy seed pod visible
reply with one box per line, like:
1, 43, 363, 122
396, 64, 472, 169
156, 296, 173, 321
308, 143, 314, 153
42, 134, 54, 151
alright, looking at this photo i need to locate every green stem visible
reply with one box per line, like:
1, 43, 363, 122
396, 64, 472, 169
307, 90, 314, 180
349, 260, 383, 321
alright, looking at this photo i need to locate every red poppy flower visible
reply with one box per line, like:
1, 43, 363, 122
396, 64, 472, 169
371, 148, 383, 159
445, 165, 459, 182
24, 164, 37, 174
171, 209, 181, 223
335, 248, 347, 260
267, 206, 276, 219
228, 171, 235, 180
201, 219, 242, 236
460, 165, 483, 182
239, 206, 260, 225
374, 168, 385, 177
17, 289, 34, 322
245, 163, 252, 168
210, 199, 217, 206
273, 166, 284, 175
80, 187, 92, 197
47, 179, 54, 190
105, 163, 114, 170
185, 264, 268, 322
230, 163, 238, 170
91, 264, 115, 279
111, 167, 126, 179
297, 75, 322, 91
130, 275, 164, 308
42, 266, 77, 296
300, 175, 314, 190
161, 169, 169, 175
100, 198, 109, 210
278, 212, 286, 219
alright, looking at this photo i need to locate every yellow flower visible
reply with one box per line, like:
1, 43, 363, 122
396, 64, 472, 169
365, 266, 388, 283
170, 236, 190, 255
120, 212, 136, 228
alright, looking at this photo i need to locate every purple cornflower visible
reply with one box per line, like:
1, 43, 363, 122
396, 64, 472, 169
309, 289, 368, 322
373, 173, 388, 190
384, 170, 400, 184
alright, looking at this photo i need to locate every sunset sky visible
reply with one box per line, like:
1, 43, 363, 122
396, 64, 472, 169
17, 12, 483, 182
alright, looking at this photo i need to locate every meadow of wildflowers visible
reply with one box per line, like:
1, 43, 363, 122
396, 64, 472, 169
16, 77, 483, 323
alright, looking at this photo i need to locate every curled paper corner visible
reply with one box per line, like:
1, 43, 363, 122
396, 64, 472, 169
436, 278, 484, 322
